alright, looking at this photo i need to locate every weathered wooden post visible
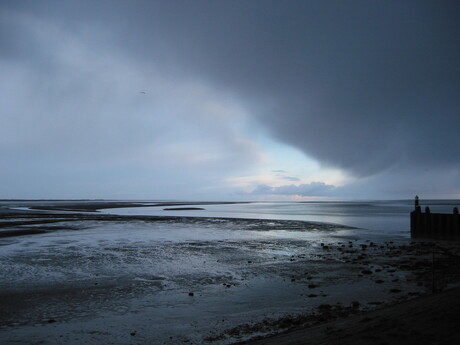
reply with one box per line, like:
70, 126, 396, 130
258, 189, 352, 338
411, 196, 421, 236
410, 195, 424, 236
411, 197, 460, 239
454, 207, 459, 238
425, 206, 431, 235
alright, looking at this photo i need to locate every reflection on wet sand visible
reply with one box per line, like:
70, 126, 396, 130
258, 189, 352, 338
1, 201, 460, 344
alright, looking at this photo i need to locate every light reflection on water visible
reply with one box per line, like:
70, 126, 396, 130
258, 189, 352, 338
102, 199, 460, 235
3, 199, 460, 344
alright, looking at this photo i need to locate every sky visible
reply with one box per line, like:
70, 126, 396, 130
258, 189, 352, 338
1, 0, 459, 200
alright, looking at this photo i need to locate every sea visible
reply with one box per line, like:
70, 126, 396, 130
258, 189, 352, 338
101, 199, 460, 236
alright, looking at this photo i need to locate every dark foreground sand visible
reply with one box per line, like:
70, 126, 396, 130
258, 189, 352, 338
242, 286, 460, 345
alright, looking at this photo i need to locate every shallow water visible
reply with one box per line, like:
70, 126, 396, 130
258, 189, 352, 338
1, 200, 459, 344
101, 199, 460, 233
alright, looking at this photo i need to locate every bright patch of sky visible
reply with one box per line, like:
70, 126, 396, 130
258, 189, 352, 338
225, 134, 350, 194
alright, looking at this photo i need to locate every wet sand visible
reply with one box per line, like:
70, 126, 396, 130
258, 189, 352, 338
1, 201, 460, 344
240, 286, 460, 345
209, 240, 460, 344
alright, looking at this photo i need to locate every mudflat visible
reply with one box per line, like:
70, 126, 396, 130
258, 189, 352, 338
2, 201, 460, 344
241, 286, 460, 345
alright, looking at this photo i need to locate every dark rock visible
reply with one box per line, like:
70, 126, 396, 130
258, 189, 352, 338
318, 304, 332, 310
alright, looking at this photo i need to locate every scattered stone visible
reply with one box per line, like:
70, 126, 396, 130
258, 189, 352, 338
308, 284, 319, 289
389, 288, 402, 293
318, 304, 332, 310
375, 280, 385, 284
130, 331, 136, 336
188, 292, 194, 296
308, 294, 318, 298
47, 319, 56, 324
361, 269, 373, 275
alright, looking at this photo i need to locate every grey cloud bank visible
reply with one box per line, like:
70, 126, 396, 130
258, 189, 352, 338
1, 1, 459, 199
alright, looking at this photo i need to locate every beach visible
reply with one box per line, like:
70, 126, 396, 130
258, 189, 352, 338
241, 286, 460, 345
1, 201, 460, 344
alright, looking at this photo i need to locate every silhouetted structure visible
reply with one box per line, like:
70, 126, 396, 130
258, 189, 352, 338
411, 197, 460, 239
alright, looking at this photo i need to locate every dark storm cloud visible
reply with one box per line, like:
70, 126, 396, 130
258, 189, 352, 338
2, 0, 460, 198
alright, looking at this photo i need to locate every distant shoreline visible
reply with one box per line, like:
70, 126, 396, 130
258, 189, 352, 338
0, 200, 250, 213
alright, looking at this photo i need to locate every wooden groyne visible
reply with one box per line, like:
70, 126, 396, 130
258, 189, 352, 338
411, 196, 460, 239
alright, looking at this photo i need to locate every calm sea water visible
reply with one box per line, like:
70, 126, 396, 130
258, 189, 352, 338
102, 199, 460, 236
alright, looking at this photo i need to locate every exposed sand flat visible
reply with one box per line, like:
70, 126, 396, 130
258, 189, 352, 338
240, 286, 460, 345
2, 202, 460, 344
